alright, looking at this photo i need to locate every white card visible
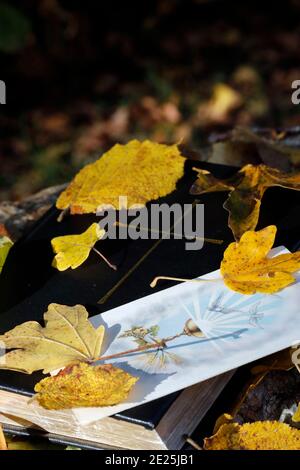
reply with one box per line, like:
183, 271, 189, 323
72, 246, 300, 425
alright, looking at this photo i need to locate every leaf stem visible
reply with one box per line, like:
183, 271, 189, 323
95, 341, 164, 362
150, 276, 218, 288
94, 332, 188, 363
57, 206, 70, 222
92, 248, 117, 271
115, 222, 223, 245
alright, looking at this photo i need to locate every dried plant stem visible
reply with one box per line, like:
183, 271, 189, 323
95, 332, 187, 363
96, 341, 163, 363
57, 206, 70, 222
150, 276, 218, 288
92, 247, 117, 271
185, 436, 203, 450
115, 222, 223, 245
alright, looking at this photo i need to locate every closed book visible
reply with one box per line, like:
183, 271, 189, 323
0, 161, 299, 449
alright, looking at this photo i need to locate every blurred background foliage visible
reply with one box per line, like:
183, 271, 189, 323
1, 0, 300, 200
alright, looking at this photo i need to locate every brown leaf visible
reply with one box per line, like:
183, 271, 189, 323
191, 163, 300, 240
208, 127, 300, 171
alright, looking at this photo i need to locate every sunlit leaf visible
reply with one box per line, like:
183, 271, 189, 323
51, 223, 105, 271
0, 304, 105, 374
34, 361, 138, 410
56, 140, 186, 215
221, 225, 300, 294
204, 421, 300, 450
0, 236, 13, 274
292, 404, 300, 423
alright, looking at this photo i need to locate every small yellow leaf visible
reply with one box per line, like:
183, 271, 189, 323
0, 304, 105, 374
196, 84, 242, 125
0, 236, 13, 274
34, 361, 138, 410
213, 413, 234, 434
221, 225, 300, 294
51, 223, 105, 271
56, 140, 186, 215
204, 421, 300, 450
292, 404, 300, 423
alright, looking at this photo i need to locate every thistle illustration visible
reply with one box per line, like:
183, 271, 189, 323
97, 319, 204, 372
249, 302, 264, 328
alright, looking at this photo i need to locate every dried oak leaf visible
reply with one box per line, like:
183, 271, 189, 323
190, 163, 300, 240
204, 421, 300, 450
34, 361, 138, 410
0, 236, 13, 274
56, 140, 186, 215
51, 223, 105, 271
221, 225, 300, 294
0, 304, 105, 374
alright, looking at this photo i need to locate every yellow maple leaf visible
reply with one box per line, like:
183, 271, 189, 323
51, 223, 106, 271
151, 225, 300, 295
56, 140, 186, 215
204, 421, 300, 450
0, 304, 105, 374
221, 225, 300, 294
0, 236, 13, 274
34, 361, 138, 410
191, 164, 300, 240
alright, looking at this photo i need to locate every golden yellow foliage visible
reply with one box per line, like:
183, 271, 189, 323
221, 225, 300, 294
0, 304, 105, 374
213, 413, 234, 434
34, 362, 138, 410
292, 404, 300, 423
0, 424, 7, 450
191, 164, 300, 240
51, 223, 105, 271
196, 83, 242, 125
204, 421, 300, 450
0, 236, 13, 274
56, 140, 186, 214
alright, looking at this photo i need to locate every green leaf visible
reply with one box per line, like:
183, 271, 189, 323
0, 236, 13, 273
0, 3, 31, 53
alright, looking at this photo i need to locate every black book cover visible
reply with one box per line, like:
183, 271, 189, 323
0, 161, 299, 430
